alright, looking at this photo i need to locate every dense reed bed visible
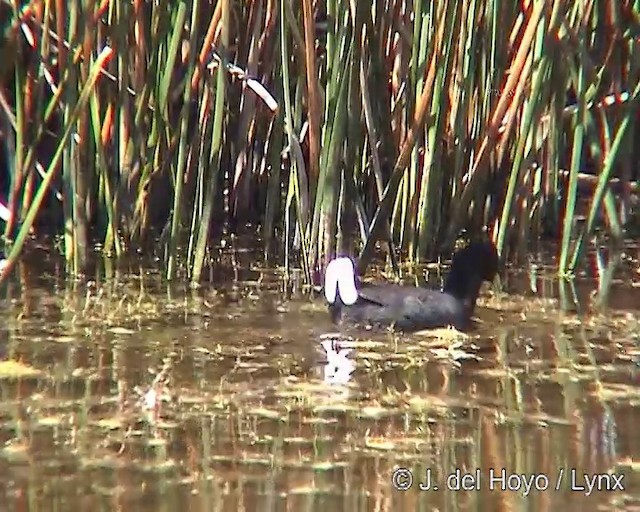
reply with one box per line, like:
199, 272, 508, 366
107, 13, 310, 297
0, 0, 638, 284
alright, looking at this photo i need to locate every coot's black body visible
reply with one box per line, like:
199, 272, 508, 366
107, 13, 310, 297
324, 241, 499, 332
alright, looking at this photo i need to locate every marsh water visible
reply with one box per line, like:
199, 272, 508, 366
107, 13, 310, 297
0, 243, 639, 512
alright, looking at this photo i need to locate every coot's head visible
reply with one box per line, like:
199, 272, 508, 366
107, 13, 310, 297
324, 257, 359, 306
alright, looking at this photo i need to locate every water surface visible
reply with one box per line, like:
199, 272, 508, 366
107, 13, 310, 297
0, 245, 638, 511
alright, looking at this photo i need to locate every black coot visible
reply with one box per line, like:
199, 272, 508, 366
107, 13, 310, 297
323, 241, 499, 332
